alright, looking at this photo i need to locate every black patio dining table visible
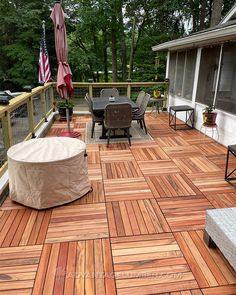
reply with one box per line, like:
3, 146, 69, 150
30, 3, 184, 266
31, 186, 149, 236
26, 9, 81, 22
92, 96, 139, 139
92, 95, 138, 112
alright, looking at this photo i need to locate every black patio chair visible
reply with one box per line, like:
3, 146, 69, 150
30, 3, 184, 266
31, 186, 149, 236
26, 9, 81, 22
104, 103, 132, 146
84, 93, 103, 138
132, 92, 150, 134
135, 90, 146, 108
100, 88, 119, 97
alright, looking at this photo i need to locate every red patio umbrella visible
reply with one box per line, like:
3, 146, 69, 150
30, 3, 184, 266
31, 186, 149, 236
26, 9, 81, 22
51, 1, 80, 138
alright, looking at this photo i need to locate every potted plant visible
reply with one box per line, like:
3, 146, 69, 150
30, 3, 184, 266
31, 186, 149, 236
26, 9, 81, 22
57, 100, 74, 121
152, 84, 167, 98
202, 105, 217, 126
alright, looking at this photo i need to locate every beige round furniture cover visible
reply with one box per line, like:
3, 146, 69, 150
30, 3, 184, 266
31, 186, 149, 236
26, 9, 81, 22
7, 137, 91, 209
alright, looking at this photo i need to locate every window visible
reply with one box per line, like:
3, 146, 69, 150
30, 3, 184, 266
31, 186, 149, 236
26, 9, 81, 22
196, 46, 221, 106
168, 52, 176, 95
183, 50, 197, 100
168, 49, 197, 100
215, 43, 236, 115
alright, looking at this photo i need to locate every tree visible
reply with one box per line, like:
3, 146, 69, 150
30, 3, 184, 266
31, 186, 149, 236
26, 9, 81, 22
210, 0, 224, 26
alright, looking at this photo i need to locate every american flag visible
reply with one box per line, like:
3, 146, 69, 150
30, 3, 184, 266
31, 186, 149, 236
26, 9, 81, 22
38, 22, 51, 84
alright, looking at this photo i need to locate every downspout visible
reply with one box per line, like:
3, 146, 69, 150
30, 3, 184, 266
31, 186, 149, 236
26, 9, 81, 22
213, 43, 223, 106
192, 47, 202, 107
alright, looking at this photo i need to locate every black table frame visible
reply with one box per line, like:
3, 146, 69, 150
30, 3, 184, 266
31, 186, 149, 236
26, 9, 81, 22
92, 96, 138, 139
225, 144, 236, 184
169, 105, 194, 130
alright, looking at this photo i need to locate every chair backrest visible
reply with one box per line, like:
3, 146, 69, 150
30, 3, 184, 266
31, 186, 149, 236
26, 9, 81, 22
138, 93, 151, 115
136, 90, 146, 108
104, 103, 132, 129
100, 88, 119, 97
84, 93, 93, 112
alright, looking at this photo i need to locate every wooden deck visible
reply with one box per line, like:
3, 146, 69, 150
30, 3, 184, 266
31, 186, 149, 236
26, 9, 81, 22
1, 112, 236, 294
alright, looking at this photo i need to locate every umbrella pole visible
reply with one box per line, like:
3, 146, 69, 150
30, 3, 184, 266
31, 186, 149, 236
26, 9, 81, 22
66, 99, 71, 133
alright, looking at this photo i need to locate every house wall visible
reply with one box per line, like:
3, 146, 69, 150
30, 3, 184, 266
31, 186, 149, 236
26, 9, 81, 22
168, 94, 236, 147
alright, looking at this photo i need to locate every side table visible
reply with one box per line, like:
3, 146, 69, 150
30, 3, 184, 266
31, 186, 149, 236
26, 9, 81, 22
225, 144, 236, 183
169, 105, 194, 130
149, 97, 166, 117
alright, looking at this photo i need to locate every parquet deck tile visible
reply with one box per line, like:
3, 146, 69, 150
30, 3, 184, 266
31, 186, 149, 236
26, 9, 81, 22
111, 233, 198, 295
155, 136, 190, 147
146, 174, 202, 198
100, 150, 134, 162
102, 160, 143, 179
175, 230, 236, 288
204, 192, 236, 208
197, 143, 227, 156
173, 157, 221, 174
67, 180, 105, 204
1, 197, 26, 210
158, 290, 203, 295
201, 285, 236, 294
0, 209, 51, 247
138, 160, 181, 176
162, 146, 203, 158
158, 196, 214, 231
99, 142, 130, 151
0, 245, 42, 293
1, 113, 236, 294
185, 136, 214, 145
186, 172, 236, 194
207, 154, 236, 170
107, 199, 170, 237
148, 129, 177, 138
131, 146, 169, 161
104, 177, 153, 201
45, 203, 109, 243
33, 239, 116, 295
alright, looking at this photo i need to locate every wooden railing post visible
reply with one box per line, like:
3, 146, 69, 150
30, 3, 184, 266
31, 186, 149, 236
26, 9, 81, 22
2, 111, 13, 149
40, 89, 47, 122
88, 80, 93, 98
27, 96, 36, 138
50, 85, 55, 112
127, 79, 131, 98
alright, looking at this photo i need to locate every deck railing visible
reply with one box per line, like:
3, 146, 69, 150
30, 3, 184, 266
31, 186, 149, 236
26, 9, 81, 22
0, 81, 168, 175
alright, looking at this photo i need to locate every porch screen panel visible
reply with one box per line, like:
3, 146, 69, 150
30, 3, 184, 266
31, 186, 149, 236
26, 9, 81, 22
183, 49, 197, 100
175, 51, 185, 96
168, 52, 176, 95
196, 46, 221, 105
215, 43, 236, 115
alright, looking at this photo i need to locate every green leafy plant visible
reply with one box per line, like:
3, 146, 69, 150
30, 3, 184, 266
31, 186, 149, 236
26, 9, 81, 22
203, 105, 215, 113
56, 100, 74, 108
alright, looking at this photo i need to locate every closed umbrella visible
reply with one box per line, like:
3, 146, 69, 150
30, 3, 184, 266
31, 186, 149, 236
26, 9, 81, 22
51, 1, 80, 138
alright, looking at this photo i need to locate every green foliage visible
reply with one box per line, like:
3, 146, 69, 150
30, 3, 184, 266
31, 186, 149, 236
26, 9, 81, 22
0, 0, 234, 86
203, 105, 216, 113
56, 100, 74, 108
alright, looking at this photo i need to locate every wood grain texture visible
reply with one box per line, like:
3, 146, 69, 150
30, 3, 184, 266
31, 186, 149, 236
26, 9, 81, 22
146, 174, 202, 198
1, 113, 236, 295
111, 234, 198, 295
158, 196, 214, 231
174, 231, 236, 288
0, 209, 51, 247
107, 199, 170, 237
45, 203, 109, 243
0, 245, 42, 293
33, 239, 116, 295
104, 177, 153, 201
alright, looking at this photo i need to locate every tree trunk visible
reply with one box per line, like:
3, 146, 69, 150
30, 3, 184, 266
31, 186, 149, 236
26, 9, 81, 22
210, 0, 223, 26
199, 0, 207, 30
111, 28, 117, 82
128, 18, 136, 80
102, 29, 108, 82
118, 4, 127, 81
